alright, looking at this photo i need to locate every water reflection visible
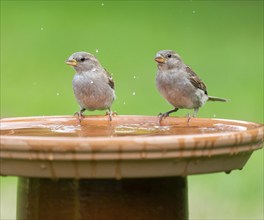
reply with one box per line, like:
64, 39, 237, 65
0, 117, 250, 138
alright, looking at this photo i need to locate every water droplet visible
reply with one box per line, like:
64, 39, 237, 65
132, 92, 136, 96
40, 27, 44, 31
56, 92, 60, 96
101, 2, 104, 6
95, 48, 99, 53
192, 10, 196, 14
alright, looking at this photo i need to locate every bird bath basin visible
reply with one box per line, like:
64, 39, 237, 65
1, 115, 263, 220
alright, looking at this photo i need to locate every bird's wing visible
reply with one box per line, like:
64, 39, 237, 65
186, 66, 208, 95
104, 68, 115, 90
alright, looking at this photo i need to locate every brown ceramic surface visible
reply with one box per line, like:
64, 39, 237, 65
0, 115, 263, 179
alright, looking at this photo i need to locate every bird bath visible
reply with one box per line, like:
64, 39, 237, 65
0, 115, 263, 220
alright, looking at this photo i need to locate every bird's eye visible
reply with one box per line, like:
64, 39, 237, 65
80, 58, 86, 62
167, 54, 172, 58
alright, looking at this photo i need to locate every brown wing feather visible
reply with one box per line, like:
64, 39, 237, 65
104, 68, 115, 90
186, 66, 208, 95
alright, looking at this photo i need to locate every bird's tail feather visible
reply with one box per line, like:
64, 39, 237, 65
208, 96, 228, 102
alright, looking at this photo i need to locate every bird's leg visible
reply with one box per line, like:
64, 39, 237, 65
186, 108, 199, 125
187, 113, 191, 126
193, 108, 199, 117
158, 108, 179, 123
74, 108, 86, 123
105, 108, 117, 121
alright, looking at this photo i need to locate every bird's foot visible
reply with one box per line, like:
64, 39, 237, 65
74, 111, 84, 123
158, 108, 178, 123
158, 112, 169, 123
105, 110, 117, 121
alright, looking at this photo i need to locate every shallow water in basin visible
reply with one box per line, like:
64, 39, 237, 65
0, 118, 249, 137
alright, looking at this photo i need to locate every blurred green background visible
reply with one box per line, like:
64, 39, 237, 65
0, 1, 263, 219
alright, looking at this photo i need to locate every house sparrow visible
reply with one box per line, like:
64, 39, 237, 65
66, 52, 116, 122
155, 50, 227, 122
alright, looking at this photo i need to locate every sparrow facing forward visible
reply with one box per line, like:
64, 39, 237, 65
155, 50, 227, 122
66, 52, 116, 122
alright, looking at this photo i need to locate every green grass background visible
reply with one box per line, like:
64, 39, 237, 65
0, 1, 263, 219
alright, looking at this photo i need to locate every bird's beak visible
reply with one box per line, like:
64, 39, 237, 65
65, 59, 77, 66
154, 56, 166, 64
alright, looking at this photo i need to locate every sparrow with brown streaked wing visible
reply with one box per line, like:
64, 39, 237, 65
66, 52, 116, 122
155, 50, 227, 122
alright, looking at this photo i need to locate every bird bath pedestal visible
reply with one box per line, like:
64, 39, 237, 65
1, 115, 263, 220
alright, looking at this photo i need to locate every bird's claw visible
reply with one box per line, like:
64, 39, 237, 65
74, 112, 84, 123
186, 113, 191, 126
106, 110, 117, 121
158, 113, 169, 123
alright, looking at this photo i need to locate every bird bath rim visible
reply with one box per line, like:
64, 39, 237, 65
0, 115, 263, 179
